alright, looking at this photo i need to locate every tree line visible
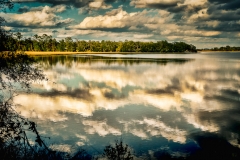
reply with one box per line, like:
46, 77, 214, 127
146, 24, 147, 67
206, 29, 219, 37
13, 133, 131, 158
199, 46, 240, 51
2, 32, 197, 53
211, 46, 240, 51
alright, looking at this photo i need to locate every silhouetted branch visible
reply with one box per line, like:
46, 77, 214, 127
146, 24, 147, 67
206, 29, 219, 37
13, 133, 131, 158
0, 51, 46, 91
0, 51, 50, 159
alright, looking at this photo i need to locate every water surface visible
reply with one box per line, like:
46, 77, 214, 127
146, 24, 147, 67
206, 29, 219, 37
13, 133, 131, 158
14, 52, 240, 157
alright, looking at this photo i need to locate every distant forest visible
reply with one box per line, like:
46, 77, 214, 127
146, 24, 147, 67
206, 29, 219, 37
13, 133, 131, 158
2, 32, 197, 53
199, 46, 240, 51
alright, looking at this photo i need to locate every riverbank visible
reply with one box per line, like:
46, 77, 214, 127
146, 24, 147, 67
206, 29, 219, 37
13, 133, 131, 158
25, 51, 197, 55
25, 51, 139, 55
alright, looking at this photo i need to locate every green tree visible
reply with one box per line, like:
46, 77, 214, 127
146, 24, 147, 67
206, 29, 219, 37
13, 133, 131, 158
58, 39, 66, 51
65, 37, 75, 51
77, 40, 87, 52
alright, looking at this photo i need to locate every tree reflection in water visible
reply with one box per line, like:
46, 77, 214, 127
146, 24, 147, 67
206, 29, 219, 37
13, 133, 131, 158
35, 55, 193, 68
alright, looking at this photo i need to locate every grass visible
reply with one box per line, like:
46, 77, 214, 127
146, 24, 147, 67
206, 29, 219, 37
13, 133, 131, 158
25, 51, 147, 55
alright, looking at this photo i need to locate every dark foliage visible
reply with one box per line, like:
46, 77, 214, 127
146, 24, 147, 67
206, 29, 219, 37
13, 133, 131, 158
209, 46, 240, 51
154, 151, 186, 160
70, 149, 93, 160
0, 52, 50, 159
102, 140, 133, 160
2, 33, 197, 53
153, 132, 240, 160
0, 17, 10, 52
0, 51, 46, 91
187, 132, 240, 160
1, 7, 51, 157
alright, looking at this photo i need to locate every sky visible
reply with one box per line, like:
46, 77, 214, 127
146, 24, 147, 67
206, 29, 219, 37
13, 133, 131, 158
0, 0, 240, 48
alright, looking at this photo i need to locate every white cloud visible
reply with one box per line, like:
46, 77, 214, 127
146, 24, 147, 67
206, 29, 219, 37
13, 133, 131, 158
31, 5, 67, 13
14, 94, 96, 120
74, 8, 135, 29
122, 118, 187, 143
182, 0, 207, 5
181, 93, 203, 103
49, 144, 72, 153
68, 6, 222, 45
130, 90, 182, 112
183, 114, 219, 132
72, 8, 163, 31
1, 5, 72, 28
133, 34, 154, 39
89, 0, 112, 9
78, 0, 112, 14
83, 120, 121, 136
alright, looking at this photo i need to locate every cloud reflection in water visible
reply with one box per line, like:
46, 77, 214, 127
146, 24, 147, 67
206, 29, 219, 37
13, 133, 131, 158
14, 54, 240, 155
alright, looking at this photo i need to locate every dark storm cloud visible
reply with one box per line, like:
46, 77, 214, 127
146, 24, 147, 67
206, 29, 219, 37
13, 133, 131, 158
207, 1, 240, 14
103, 91, 126, 100
171, 4, 206, 14
38, 89, 93, 100
199, 87, 240, 139
208, 0, 235, 3
17, 6, 30, 13
132, 0, 206, 14
129, 0, 239, 38
207, 0, 240, 11
168, 5, 186, 13
19, 0, 118, 8
197, 21, 240, 32
197, 104, 240, 135
11, 28, 31, 32
132, 0, 182, 7
65, 26, 132, 32
146, 78, 198, 96
221, 88, 240, 98
207, 5, 220, 14
105, 0, 118, 2
219, 1, 240, 10
144, 1, 180, 9
237, 10, 240, 15
90, 27, 131, 32
130, 0, 238, 23
19, 0, 90, 8
90, 25, 154, 33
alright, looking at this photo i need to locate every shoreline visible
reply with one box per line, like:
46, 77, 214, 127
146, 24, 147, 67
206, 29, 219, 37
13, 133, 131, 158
2, 51, 239, 56
198, 50, 240, 52
24, 51, 197, 55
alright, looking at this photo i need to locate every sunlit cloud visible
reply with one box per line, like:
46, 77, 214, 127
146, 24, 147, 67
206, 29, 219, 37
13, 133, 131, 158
50, 144, 72, 153
83, 120, 121, 136
121, 118, 187, 143
0, 5, 73, 28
